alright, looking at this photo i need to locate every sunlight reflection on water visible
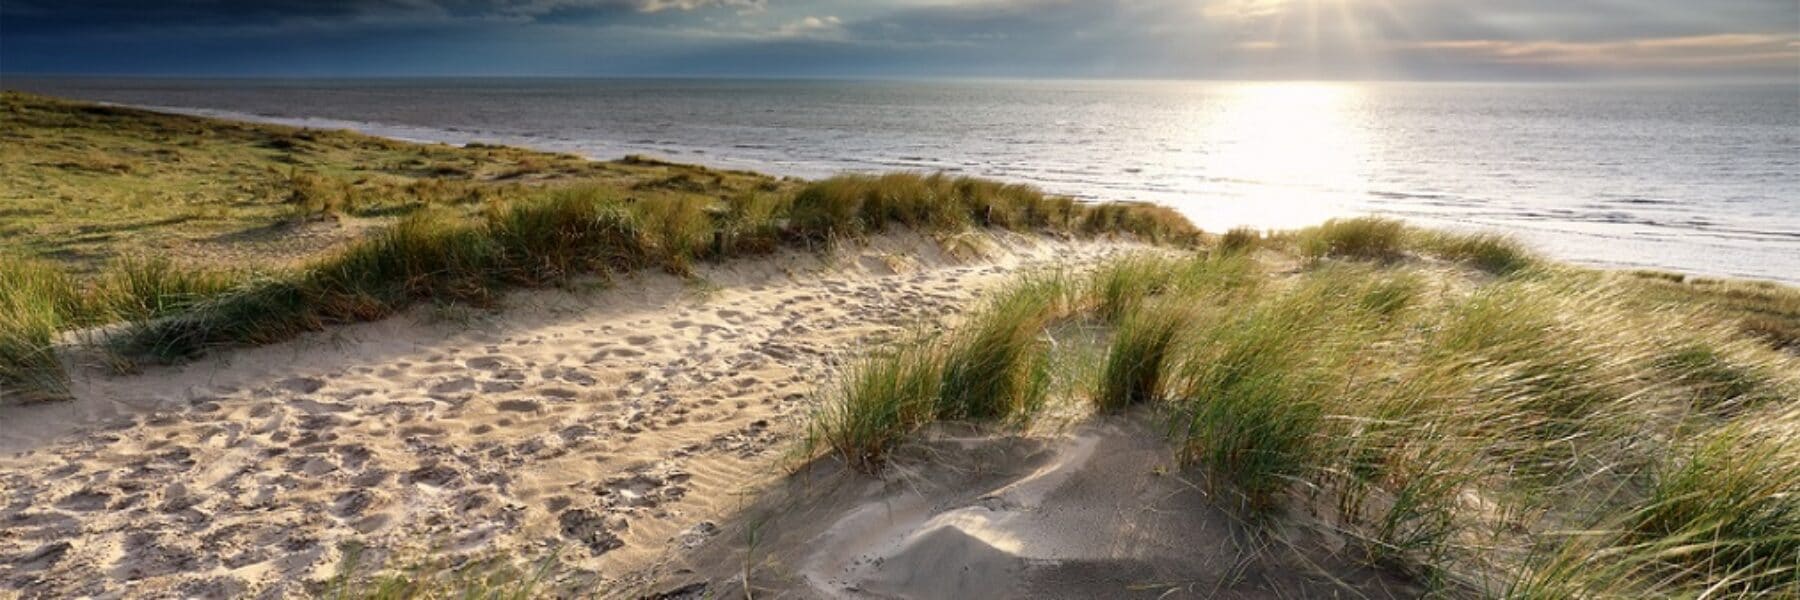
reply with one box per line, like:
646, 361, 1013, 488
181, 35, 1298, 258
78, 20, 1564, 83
14, 78, 1798, 283
1183, 82, 1370, 230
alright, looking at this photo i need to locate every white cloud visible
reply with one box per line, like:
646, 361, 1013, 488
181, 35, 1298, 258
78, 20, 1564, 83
634, 0, 767, 13
775, 15, 843, 38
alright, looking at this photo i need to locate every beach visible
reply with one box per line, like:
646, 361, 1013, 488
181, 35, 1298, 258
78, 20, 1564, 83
1, 94, 1795, 599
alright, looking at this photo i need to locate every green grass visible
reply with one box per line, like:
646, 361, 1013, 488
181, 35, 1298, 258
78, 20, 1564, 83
0, 256, 81, 402
1292, 217, 1541, 277
1618, 271, 1800, 353
809, 341, 948, 471
1086, 254, 1179, 323
1093, 301, 1190, 411
934, 276, 1066, 420
107, 178, 1182, 367
0, 94, 1200, 400
99, 257, 241, 322
321, 543, 565, 600
1654, 341, 1785, 412
1218, 226, 1261, 254
1627, 422, 1799, 594
809, 274, 1075, 471
1412, 230, 1538, 275
1297, 216, 1408, 261
784, 172, 1196, 243
0, 91, 700, 272
807, 236, 1799, 596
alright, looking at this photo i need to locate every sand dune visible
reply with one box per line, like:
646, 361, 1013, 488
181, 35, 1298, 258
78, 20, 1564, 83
646, 416, 1420, 599
0, 233, 1151, 598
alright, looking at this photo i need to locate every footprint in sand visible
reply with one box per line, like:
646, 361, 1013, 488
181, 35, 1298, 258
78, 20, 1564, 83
274, 377, 325, 395
555, 368, 598, 386
332, 489, 379, 518
428, 378, 477, 396
54, 489, 112, 512
464, 356, 514, 371
541, 387, 581, 400
350, 468, 389, 488
405, 463, 460, 489
557, 509, 625, 555
495, 399, 542, 413
8, 541, 73, 574
112, 532, 212, 581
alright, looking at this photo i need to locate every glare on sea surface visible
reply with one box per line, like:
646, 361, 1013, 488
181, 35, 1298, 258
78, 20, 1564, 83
1182, 82, 1371, 231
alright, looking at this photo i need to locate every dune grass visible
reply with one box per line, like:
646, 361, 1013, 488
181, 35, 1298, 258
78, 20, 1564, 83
320, 544, 565, 600
0, 257, 82, 402
0, 92, 1199, 401
1093, 301, 1191, 412
1219, 226, 1262, 254
1292, 216, 1540, 277
785, 172, 1194, 244
1, 166, 1195, 400
810, 341, 949, 471
1412, 230, 1538, 275
1297, 216, 1409, 261
809, 275, 1074, 470
808, 222, 1799, 596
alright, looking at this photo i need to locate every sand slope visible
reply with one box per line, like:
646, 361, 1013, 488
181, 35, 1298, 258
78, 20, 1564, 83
0, 233, 1148, 598
644, 416, 1422, 599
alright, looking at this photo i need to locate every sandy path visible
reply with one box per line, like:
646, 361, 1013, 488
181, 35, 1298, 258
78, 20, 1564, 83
0, 233, 1146, 599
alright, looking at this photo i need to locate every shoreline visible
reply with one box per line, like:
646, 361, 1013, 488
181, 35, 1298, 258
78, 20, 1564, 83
10, 83, 1793, 286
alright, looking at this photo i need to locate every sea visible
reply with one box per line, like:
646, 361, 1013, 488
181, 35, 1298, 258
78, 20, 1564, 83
9, 78, 1797, 284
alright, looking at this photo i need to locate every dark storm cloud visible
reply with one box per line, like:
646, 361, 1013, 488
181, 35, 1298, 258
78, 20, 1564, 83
0, 0, 762, 35
0, 0, 1794, 78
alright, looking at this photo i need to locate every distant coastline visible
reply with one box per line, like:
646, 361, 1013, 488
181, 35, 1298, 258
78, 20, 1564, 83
8, 78, 1797, 285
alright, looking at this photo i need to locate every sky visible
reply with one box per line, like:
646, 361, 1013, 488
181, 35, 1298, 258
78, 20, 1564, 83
2, 0, 1797, 80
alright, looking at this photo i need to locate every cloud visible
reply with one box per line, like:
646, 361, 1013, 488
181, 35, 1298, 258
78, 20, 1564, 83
3, 0, 1797, 79
508, 0, 767, 17
0, 0, 770, 34
774, 15, 843, 39
635, 0, 765, 12
1397, 34, 1800, 69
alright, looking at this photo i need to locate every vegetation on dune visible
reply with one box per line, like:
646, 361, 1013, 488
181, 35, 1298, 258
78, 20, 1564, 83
809, 275, 1073, 469
0, 91, 788, 272
7, 92, 1798, 596
1619, 269, 1800, 352
1219, 226, 1262, 254
0, 258, 81, 402
319, 544, 564, 600
811, 218, 1800, 597
1296, 216, 1410, 261
0, 92, 1196, 402
785, 171, 1193, 244
0, 93, 1196, 401
105, 174, 1189, 366
1289, 216, 1540, 276
1094, 301, 1191, 412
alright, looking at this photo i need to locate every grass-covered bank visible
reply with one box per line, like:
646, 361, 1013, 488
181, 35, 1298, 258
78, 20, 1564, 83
2, 179, 1192, 403
108, 174, 1190, 365
0, 175, 1192, 400
0, 92, 1194, 402
810, 217, 1799, 597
